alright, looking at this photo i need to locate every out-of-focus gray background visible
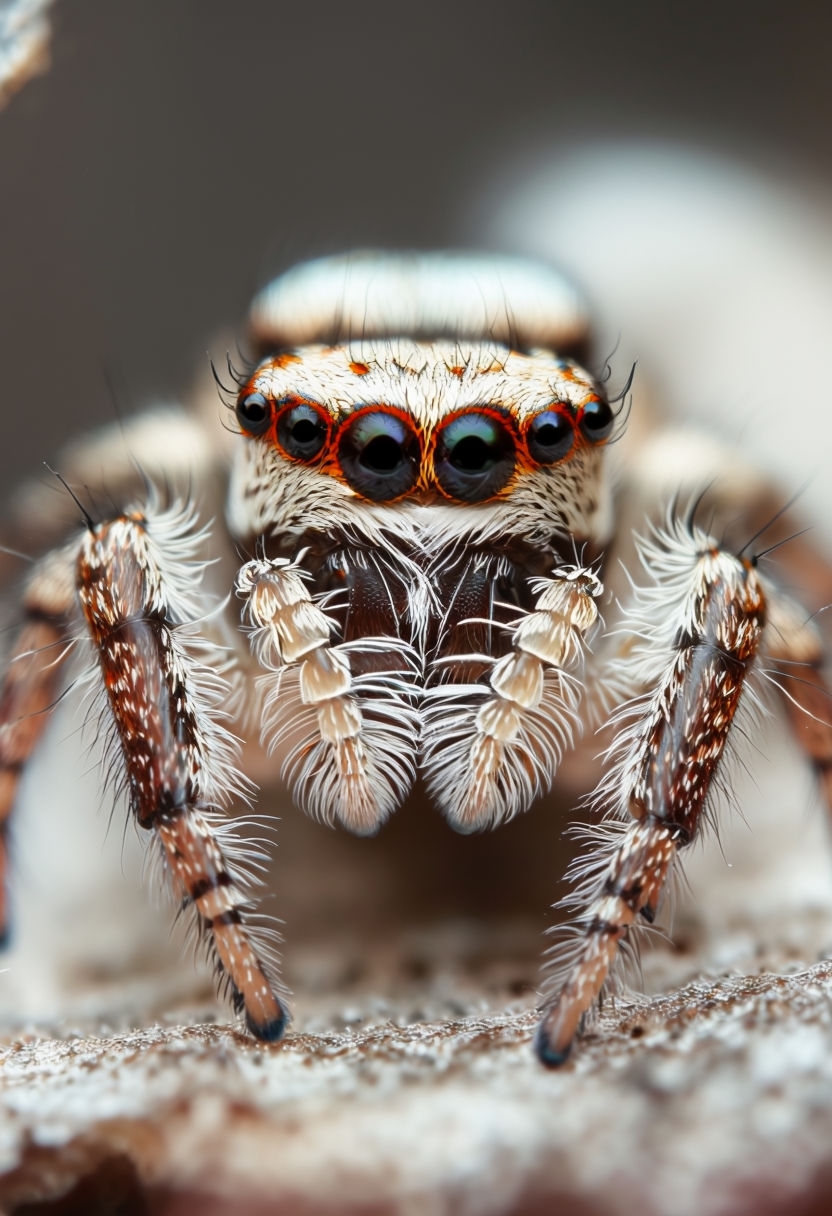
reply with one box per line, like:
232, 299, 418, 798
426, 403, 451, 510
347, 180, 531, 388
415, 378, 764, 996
1, 0, 831, 498
5, 23, 832, 1216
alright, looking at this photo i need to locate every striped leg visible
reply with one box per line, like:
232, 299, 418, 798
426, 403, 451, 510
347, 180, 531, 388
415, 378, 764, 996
78, 505, 288, 1040
536, 524, 767, 1066
0, 548, 77, 941
763, 589, 832, 813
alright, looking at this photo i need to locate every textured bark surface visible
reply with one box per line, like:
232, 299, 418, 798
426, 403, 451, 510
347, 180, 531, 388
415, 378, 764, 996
2, 794, 832, 1216
2, 952, 832, 1216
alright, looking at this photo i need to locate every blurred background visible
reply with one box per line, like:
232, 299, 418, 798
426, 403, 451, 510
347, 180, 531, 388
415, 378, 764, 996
1, 0, 832, 1022
3, 10, 832, 1212
0, 0, 831, 502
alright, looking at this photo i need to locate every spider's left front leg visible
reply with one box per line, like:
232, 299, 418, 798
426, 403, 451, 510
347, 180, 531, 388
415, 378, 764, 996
78, 507, 288, 1040
536, 524, 767, 1066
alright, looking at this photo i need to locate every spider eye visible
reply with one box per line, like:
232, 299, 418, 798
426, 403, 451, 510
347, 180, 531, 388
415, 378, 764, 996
527, 410, 574, 464
337, 408, 420, 501
579, 397, 614, 442
276, 400, 329, 462
434, 410, 516, 502
236, 390, 272, 436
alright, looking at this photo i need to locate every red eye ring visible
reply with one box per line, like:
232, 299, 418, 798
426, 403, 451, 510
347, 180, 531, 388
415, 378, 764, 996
432, 407, 517, 502
336, 405, 422, 501
524, 407, 575, 465
236, 389, 272, 437
577, 396, 614, 443
274, 396, 330, 463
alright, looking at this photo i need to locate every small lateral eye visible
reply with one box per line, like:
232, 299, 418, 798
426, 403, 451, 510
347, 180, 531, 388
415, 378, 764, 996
527, 409, 574, 464
337, 408, 421, 501
579, 397, 614, 442
276, 400, 329, 462
236, 390, 272, 436
434, 410, 516, 502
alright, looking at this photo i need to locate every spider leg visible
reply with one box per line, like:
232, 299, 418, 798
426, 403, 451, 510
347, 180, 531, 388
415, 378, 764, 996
763, 587, 832, 812
536, 522, 767, 1066
421, 561, 602, 831
236, 556, 420, 835
0, 547, 77, 940
78, 505, 288, 1040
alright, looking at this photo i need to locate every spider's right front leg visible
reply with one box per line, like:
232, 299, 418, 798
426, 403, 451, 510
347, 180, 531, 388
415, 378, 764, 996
78, 508, 288, 1040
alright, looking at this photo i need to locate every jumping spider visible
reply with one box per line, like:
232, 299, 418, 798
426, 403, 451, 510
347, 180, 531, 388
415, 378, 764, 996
1, 252, 830, 1065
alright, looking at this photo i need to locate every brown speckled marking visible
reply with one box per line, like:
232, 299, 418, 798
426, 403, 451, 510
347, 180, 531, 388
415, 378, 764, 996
78, 515, 287, 1041
537, 555, 767, 1066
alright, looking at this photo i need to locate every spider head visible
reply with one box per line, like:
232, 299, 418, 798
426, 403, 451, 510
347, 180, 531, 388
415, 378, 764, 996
226, 253, 617, 555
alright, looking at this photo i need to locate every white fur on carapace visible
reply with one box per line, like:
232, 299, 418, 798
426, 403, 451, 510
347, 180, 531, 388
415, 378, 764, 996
249, 250, 589, 352
226, 339, 612, 551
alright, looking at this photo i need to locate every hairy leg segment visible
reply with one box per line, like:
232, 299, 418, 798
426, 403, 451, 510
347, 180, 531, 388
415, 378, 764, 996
0, 548, 77, 941
77, 506, 288, 1039
537, 525, 768, 1066
0, 503, 288, 1040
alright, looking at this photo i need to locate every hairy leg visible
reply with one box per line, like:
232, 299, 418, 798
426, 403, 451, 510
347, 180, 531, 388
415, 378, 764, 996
763, 588, 832, 812
77, 503, 288, 1039
537, 521, 766, 1065
0, 547, 77, 939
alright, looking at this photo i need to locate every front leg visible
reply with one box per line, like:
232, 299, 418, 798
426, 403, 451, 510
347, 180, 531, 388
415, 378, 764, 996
0, 546, 78, 940
78, 504, 288, 1040
537, 521, 767, 1065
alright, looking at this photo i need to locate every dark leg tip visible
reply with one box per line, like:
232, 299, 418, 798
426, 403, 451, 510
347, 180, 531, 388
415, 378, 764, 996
0, 925, 11, 951
246, 1006, 288, 1044
534, 1022, 572, 1069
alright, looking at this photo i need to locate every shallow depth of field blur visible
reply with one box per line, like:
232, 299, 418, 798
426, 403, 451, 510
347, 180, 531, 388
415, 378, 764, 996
0, 2, 831, 1021
0, 2, 830, 498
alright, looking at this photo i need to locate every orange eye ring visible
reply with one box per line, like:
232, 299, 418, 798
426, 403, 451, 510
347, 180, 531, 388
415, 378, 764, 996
336, 405, 422, 502
523, 407, 575, 465
236, 389, 272, 437
274, 396, 330, 463
577, 396, 614, 443
433, 407, 517, 502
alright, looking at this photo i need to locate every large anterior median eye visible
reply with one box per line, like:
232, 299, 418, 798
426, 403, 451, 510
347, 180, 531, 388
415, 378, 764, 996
434, 410, 516, 502
275, 399, 329, 461
337, 408, 421, 501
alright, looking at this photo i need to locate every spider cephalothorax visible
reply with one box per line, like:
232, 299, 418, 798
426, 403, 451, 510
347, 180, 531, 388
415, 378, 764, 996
229, 278, 615, 839
1, 251, 830, 1065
